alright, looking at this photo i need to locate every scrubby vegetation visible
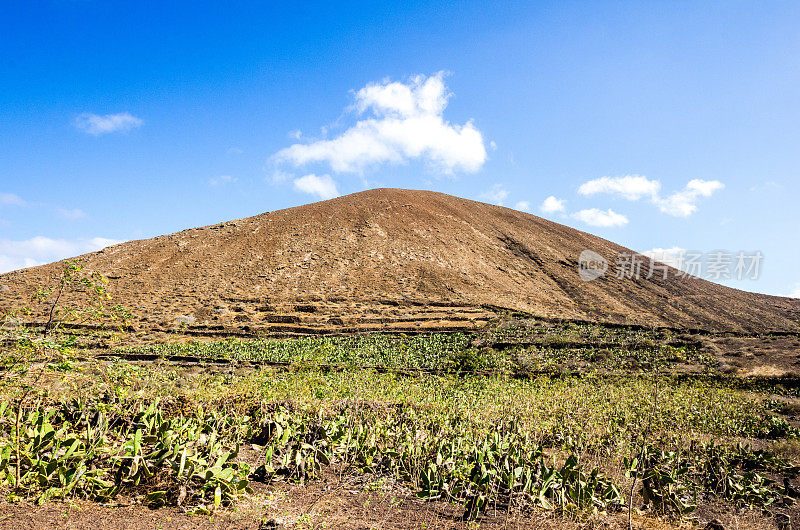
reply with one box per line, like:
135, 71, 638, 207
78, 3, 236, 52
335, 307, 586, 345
2, 358, 799, 522
108, 323, 714, 375
2, 264, 799, 527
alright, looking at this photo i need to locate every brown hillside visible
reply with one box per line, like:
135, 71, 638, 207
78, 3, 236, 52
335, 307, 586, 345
1, 188, 798, 336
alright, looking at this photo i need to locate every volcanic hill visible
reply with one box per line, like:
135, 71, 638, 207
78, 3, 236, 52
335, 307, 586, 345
2, 188, 799, 338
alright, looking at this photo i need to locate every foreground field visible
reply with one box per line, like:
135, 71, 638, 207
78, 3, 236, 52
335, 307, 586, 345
2, 326, 800, 528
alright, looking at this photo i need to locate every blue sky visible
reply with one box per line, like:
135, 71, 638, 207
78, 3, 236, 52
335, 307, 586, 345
1, 1, 798, 297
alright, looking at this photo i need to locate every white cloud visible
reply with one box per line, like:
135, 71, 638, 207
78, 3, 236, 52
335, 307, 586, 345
0, 193, 27, 207
479, 184, 508, 206
641, 247, 688, 272
267, 169, 293, 185
274, 72, 487, 175
292, 174, 340, 200
2, 196, 91, 221
577, 175, 723, 217
540, 196, 566, 214
3, 195, 88, 221
749, 180, 782, 192
654, 179, 725, 217
0, 236, 125, 274
57, 208, 87, 220
74, 112, 143, 135
578, 175, 661, 201
514, 201, 531, 212
226, 146, 244, 155
0, 255, 42, 274
779, 282, 800, 298
571, 208, 628, 227
208, 175, 238, 186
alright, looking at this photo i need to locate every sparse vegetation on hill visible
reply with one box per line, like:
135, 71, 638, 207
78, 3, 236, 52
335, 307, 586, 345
1, 357, 799, 526
2, 270, 800, 528
106, 321, 713, 376
3, 189, 799, 338
2, 199, 800, 528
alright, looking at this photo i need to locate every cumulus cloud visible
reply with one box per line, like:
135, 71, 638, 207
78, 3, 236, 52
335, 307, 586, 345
749, 180, 782, 192
571, 208, 628, 227
578, 175, 661, 201
540, 196, 566, 214
57, 208, 87, 220
641, 247, 689, 272
74, 112, 143, 135
0, 236, 124, 274
1, 195, 92, 222
479, 185, 508, 206
514, 201, 531, 212
654, 179, 725, 217
208, 175, 238, 186
274, 72, 487, 175
0, 193, 27, 207
267, 169, 293, 185
292, 174, 340, 200
0, 255, 41, 274
577, 175, 723, 217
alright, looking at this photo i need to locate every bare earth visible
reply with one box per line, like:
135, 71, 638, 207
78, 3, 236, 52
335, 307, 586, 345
2, 189, 799, 338
2, 189, 800, 528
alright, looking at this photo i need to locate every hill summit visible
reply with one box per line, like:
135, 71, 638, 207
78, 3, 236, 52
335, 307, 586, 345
2, 188, 798, 336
